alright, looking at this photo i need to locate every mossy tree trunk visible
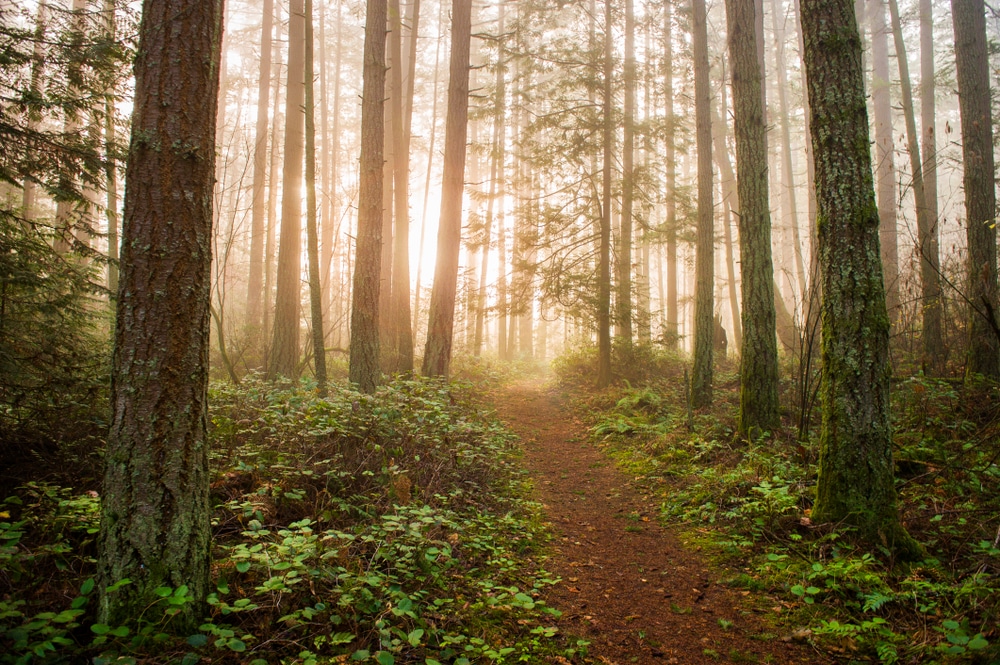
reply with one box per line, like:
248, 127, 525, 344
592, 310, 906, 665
725, 0, 780, 437
97, 0, 224, 628
246, 0, 273, 333
691, 0, 714, 407
349, 0, 387, 393
597, 0, 613, 388
952, 0, 1000, 382
799, 0, 920, 559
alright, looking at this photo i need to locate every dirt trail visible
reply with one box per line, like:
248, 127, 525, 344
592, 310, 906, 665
493, 379, 823, 665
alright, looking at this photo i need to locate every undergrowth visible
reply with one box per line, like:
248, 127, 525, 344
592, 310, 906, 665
556, 343, 1000, 665
1, 376, 586, 664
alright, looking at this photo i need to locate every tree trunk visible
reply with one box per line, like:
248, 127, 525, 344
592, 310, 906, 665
799, 0, 921, 558
597, 0, 613, 387
709, 102, 743, 350
388, 0, 414, 372
475, 6, 506, 357
21, 1, 48, 222
918, 0, 943, 369
726, 0, 780, 435
664, 0, 678, 349
952, 0, 1000, 381
869, 0, 900, 327
421, 0, 472, 378
97, 0, 224, 627
263, 13, 285, 347
103, 0, 119, 295
617, 0, 635, 343
349, 0, 388, 393
247, 0, 274, 331
887, 0, 943, 373
691, 0, 714, 407
269, 0, 307, 380
304, 0, 327, 394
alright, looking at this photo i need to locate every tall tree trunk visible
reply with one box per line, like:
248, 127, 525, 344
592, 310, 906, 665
103, 0, 119, 294
726, 0, 780, 435
421, 0, 472, 378
413, 0, 445, 340
388, 0, 414, 372
887, 0, 942, 372
770, 0, 807, 300
691, 0, 714, 407
918, 0, 943, 370
247, 0, 274, 330
304, 0, 327, 394
98, 0, 224, 626
349, 0, 388, 393
663, 0, 678, 349
710, 102, 743, 349
475, 6, 506, 357
597, 0, 613, 387
800, 0, 920, 558
617, 0, 635, 343
869, 0, 901, 327
54, 0, 90, 255
952, 0, 1000, 381
263, 12, 285, 348
269, 0, 307, 379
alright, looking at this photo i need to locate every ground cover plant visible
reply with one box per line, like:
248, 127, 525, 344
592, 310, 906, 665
555, 342, 1000, 664
0, 376, 586, 664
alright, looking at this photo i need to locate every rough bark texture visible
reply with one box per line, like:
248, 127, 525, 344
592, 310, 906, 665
421, 0, 472, 378
97, 0, 224, 627
726, 0, 780, 436
800, 0, 920, 558
269, 0, 306, 380
869, 0, 900, 326
597, 0, 613, 388
952, 0, 1000, 381
247, 0, 273, 331
691, 0, 714, 407
918, 0, 943, 370
349, 0, 387, 393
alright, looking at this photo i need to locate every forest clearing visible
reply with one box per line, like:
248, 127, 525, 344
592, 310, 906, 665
2, 0, 1000, 662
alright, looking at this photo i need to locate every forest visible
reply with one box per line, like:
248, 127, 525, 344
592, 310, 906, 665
1, 0, 999, 662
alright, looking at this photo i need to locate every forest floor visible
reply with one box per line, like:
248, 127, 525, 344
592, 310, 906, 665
493, 378, 830, 665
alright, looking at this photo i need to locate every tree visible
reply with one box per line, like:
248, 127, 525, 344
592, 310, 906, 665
97, 0, 224, 625
691, 0, 714, 407
725, 0, 780, 436
799, 0, 920, 557
269, 0, 307, 380
597, 0, 613, 388
886, 0, 942, 373
421, 0, 473, 378
246, 0, 274, 332
617, 0, 635, 343
663, 0, 678, 349
349, 0, 388, 393
869, 0, 900, 326
952, 0, 1000, 381
304, 0, 327, 394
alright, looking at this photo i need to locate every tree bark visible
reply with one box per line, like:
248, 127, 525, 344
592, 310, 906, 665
617, 0, 635, 343
691, 0, 714, 407
349, 0, 387, 393
98, 0, 224, 627
421, 0, 472, 378
726, 0, 780, 435
799, 0, 920, 557
952, 0, 1000, 381
269, 0, 307, 379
